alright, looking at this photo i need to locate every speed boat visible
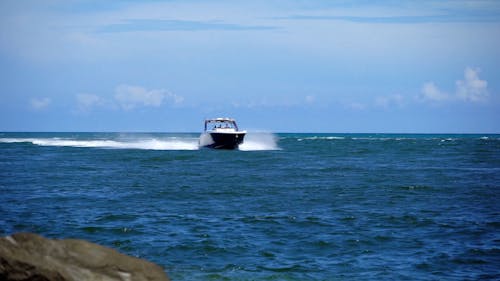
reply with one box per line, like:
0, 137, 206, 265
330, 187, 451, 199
199, 118, 246, 149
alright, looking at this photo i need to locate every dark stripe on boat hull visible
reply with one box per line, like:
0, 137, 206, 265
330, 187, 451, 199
205, 133, 245, 149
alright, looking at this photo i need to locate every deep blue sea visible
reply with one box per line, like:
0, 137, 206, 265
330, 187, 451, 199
1, 132, 499, 280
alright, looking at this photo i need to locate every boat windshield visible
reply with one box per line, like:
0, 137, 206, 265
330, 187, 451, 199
205, 120, 238, 131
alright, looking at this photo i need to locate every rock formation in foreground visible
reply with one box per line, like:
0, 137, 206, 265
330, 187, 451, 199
0, 232, 170, 281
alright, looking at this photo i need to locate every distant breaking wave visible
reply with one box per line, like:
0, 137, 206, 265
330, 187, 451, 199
296, 135, 498, 142
297, 136, 345, 141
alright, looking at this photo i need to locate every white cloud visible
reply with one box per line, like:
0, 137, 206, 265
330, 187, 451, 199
420, 67, 490, 105
76, 93, 105, 111
348, 102, 366, 110
456, 67, 489, 102
375, 94, 405, 108
114, 84, 183, 110
74, 86, 183, 112
420, 82, 449, 102
305, 95, 315, 104
169, 93, 185, 105
30, 97, 51, 110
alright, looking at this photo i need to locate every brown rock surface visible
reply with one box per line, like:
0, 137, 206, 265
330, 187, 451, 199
0, 233, 170, 281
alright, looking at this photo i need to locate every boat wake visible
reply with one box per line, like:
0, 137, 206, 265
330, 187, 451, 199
0, 137, 200, 150
239, 132, 280, 151
0, 133, 280, 151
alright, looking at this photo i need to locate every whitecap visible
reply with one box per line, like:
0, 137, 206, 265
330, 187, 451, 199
298, 136, 345, 141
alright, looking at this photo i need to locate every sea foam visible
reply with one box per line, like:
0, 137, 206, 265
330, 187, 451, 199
0, 134, 280, 151
0, 137, 199, 150
238, 132, 280, 151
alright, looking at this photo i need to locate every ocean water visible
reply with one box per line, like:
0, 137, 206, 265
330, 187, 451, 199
0, 132, 499, 280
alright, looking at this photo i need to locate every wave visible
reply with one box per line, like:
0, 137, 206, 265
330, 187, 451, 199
297, 136, 345, 141
295, 136, 499, 142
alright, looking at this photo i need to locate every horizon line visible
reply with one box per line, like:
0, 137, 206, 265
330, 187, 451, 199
1, 131, 499, 135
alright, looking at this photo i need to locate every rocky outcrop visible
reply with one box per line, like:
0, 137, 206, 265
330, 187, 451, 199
0, 233, 170, 281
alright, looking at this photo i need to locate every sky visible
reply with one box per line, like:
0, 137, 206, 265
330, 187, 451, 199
0, 0, 499, 133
